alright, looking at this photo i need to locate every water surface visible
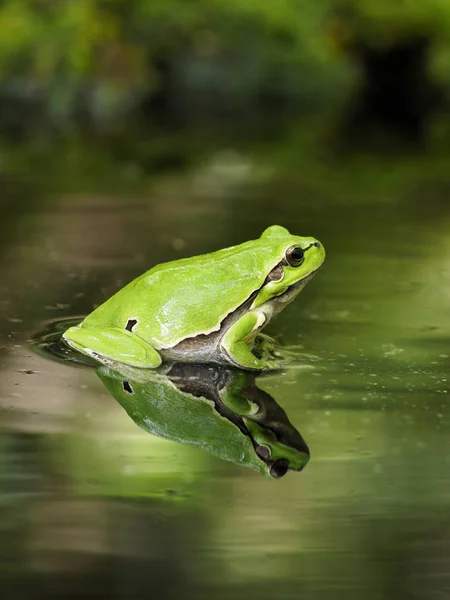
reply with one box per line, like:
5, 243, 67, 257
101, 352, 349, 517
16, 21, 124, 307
1, 154, 449, 599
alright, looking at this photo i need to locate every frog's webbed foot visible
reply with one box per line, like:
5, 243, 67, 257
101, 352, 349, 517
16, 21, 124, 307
63, 326, 162, 368
251, 332, 280, 362
221, 312, 280, 371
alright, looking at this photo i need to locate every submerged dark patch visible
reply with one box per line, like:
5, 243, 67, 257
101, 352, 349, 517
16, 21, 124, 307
123, 380, 133, 394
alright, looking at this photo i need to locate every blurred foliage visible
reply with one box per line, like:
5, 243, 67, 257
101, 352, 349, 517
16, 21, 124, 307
1, 0, 450, 134
331, 0, 450, 40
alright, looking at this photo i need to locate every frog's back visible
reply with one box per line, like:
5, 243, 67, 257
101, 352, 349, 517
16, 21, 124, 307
84, 238, 282, 348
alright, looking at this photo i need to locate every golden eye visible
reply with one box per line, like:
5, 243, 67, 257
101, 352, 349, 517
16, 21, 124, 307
285, 245, 305, 267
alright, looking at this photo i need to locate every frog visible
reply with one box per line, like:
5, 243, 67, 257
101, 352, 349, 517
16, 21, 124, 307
63, 225, 325, 370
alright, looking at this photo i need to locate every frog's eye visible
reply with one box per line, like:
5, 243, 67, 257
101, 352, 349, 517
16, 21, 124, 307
285, 245, 305, 267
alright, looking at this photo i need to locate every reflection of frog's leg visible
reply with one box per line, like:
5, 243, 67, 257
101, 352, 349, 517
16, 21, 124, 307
221, 311, 278, 371
219, 371, 260, 416
63, 326, 162, 368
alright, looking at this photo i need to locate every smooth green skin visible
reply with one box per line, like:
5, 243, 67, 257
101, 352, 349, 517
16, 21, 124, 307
63, 225, 325, 370
97, 363, 310, 478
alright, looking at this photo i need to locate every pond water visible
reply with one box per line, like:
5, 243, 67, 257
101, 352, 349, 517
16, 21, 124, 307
1, 148, 449, 599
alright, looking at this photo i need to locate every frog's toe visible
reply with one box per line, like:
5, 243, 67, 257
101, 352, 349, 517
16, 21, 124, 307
62, 327, 85, 352
262, 360, 282, 372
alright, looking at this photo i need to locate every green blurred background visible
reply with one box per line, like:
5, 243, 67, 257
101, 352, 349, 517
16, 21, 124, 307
2, 0, 450, 153
1, 2, 450, 600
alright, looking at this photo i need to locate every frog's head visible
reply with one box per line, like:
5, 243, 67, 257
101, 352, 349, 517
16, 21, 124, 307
252, 225, 325, 310
246, 419, 310, 478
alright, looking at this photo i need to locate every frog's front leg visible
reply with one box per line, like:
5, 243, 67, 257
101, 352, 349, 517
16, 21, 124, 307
221, 311, 279, 371
218, 371, 260, 416
63, 326, 162, 368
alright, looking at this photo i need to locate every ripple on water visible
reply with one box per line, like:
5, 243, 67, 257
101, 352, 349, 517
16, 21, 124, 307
31, 316, 98, 368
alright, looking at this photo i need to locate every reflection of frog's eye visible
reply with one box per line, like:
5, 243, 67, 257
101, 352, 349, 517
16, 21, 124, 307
285, 245, 305, 267
269, 458, 289, 478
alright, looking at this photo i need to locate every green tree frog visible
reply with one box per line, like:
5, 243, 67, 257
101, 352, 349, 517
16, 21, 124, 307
63, 225, 325, 370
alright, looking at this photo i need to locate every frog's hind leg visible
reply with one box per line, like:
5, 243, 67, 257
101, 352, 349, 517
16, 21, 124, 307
62, 326, 162, 368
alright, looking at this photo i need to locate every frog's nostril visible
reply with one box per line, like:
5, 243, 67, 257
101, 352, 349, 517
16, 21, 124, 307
313, 242, 320, 248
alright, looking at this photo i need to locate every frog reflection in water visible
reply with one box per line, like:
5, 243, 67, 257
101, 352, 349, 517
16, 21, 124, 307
98, 363, 310, 478
63, 226, 325, 370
